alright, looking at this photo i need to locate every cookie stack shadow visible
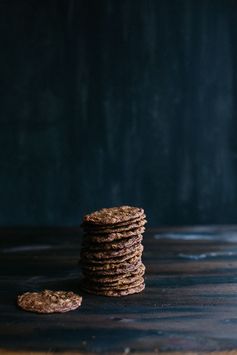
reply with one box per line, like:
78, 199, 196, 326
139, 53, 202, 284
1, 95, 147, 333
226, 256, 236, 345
79, 206, 146, 297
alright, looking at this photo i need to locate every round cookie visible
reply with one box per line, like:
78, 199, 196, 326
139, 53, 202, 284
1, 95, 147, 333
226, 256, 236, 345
82, 258, 142, 276
17, 290, 82, 314
81, 276, 144, 291
80, 243, 143, 261
82, 234, 143, 251
82, 282, 145, 297
83, 206, 144, 226
83, 263, 145, 284
81, 214, 146, 230
84, 226, 145, 243
82, 218, 147, 235
81, 254, 141, 271
98, 276, 144, 289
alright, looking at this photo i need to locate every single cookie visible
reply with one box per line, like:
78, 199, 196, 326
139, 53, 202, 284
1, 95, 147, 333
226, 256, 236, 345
81, 276, 144, 291
82, 258, 142, 276
82, 282, 145, 297
82, 234, 143, 251
104, 274, 145, 288
82, 218, 147, 235
80, 248, 143, 265
83, 206, 144, 225
81, 252, 142, 271
17, 290, 82, 314
80, 243, 143, 261
84, 226, 145, 243
81, 214, 146, 230
83, 263, 145, 284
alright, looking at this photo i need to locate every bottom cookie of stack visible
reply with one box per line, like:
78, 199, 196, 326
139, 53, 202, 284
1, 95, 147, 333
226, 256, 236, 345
81, 283, 145, 297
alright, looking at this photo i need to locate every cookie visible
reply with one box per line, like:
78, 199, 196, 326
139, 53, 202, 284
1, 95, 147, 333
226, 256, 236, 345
83, 263, 145, 284
80, 243, 143, 261
82, 218, 147, 235
82, 234, 143, 251
81, 276, 144, 291
17, 290, 82, 314
80, 206, 146, 296
84, 226, 145, 243
82, 252, 141, 271
105, 274, 145, 288
82, 214, 146, 231
80, 249, 143, 265
83, 206, 144, 225
82, 258, 142, 276
82, 282, 145, 297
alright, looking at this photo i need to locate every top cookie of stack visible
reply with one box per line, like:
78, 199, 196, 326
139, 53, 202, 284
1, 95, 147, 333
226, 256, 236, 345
80, 206, 146, 296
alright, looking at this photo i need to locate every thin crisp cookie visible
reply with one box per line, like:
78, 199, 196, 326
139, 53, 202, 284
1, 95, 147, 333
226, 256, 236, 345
81, 276, 144, 291
17, 290, 82, 314
83, 206, 144, 225
82, 234, 143, 251
82, 218, 147, 235
80, 244, 143, 262
81, 214, 146, 230
83, 263, 145, 283
82, 283, 145, 297
84, 226, 145, 243
82, 258, 142, 276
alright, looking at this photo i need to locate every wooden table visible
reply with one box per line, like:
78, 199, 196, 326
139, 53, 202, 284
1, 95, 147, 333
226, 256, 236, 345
1, 226, 237, 354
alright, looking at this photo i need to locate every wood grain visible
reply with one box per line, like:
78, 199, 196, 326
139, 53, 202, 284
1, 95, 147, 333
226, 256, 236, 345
1, 226, 237, 353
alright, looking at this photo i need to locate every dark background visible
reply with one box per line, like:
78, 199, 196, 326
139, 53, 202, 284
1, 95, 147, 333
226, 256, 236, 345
0, 0, 237, 227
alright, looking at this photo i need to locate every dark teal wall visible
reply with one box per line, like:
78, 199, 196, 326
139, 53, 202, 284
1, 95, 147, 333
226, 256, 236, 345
0, 0, 237, 226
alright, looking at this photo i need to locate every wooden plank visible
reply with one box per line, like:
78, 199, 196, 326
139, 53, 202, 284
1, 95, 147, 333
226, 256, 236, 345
1, 227, 237, 353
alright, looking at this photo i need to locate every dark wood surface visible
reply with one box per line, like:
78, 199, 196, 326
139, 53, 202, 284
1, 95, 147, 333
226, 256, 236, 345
1, 226, 237, 354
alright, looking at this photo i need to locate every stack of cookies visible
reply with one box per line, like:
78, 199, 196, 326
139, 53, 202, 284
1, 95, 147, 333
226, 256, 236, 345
79, 206, 146, 297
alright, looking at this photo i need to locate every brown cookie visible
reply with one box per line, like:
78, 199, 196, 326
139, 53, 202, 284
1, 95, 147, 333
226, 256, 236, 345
80, 243, 143, 261
81, 253, 141, 270
82, 214, 146, 230
83, 206, 144, 225
82, 218, 147, 235
81, 276, 144, 291
17, 290, 82, 314
101, 276, 144, 289
82, 258, 142, 276
83, 263, 145, 284
82, 282, 145, 297
80, 249, 143, 265
82, 234, 143, 251
84, 226, 145, 243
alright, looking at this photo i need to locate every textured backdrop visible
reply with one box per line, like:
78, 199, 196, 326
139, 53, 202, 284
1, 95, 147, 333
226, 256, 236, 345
0, 0, 237, 226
